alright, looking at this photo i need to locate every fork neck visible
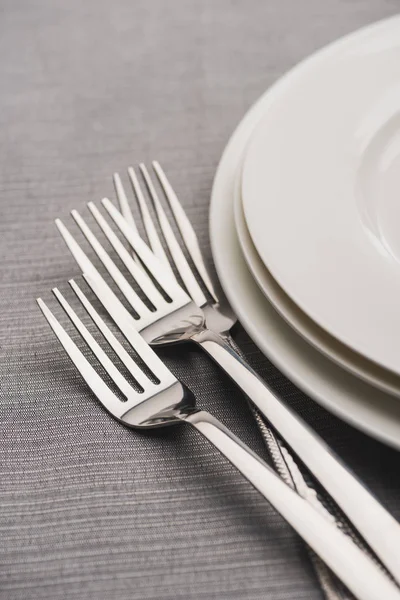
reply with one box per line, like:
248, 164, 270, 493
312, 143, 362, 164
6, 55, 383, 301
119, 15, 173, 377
120, 381, 198, 429
191, 328, 248, 368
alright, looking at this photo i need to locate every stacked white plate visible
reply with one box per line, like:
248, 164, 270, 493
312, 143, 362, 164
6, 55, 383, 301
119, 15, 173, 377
210, 15, 400, 449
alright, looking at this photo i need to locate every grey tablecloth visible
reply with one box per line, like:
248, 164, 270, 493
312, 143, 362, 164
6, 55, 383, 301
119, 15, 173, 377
1, 2, 400, 599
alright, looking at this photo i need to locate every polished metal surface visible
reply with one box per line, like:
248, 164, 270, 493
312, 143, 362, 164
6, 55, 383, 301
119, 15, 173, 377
55, 164, 400, 584
37, 291, 400, 600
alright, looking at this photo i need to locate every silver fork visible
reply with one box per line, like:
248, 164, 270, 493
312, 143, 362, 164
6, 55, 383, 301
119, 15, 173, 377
36, 287, 400, 600
55, 171, 400, 583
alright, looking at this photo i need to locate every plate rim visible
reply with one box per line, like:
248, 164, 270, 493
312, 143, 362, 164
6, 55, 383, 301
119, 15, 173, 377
209, 14, 400, 449
234, 170, 400, 399
241, 13, 400, 376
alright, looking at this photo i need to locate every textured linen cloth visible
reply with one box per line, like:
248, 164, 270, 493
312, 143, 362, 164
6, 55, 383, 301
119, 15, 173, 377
1, 2, 400, 599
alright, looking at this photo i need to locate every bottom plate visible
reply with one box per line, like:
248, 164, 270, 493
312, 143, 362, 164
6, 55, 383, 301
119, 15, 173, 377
209, 85, 400, 449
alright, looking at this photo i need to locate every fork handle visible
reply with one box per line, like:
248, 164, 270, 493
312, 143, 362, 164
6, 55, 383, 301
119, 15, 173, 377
184, 409, 400, 600
192, 329, 400, 582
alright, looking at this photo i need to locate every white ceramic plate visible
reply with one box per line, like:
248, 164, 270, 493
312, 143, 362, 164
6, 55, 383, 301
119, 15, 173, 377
209, 16, 400, 449
242, 15, 400, 376
234, 175, 400, 399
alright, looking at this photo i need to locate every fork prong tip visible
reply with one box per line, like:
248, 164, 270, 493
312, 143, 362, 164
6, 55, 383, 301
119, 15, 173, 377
37, 297, 48, 313
127, 166, 138, 182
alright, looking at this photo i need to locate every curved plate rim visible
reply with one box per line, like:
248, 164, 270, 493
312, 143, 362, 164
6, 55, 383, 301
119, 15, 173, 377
241, 13, 400, 376
209, 15, 400, 449
234, 170, 400, 399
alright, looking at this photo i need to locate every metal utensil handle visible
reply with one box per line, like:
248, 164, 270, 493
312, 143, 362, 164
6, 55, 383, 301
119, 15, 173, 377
185, 409, 400, 600
226, 334, 356, 600
193, 329, 400, 583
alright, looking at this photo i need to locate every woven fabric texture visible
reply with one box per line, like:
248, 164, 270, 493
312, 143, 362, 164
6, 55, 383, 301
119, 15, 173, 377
1, 1, 400, 599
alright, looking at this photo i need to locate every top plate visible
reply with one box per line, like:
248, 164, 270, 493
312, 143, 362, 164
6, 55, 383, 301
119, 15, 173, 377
242, 16, 400, 376
235, 171, 400, 398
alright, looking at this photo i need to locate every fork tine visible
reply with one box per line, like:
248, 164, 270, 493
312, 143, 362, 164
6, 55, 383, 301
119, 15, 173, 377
37, 298, 123, 416
128, 166, 174, 277
113, 172, 141, 238
69, 279, 153, 390
71, 210, 154, 322
87, 202, 168, 312
53, 287, 138, 400
152, 161, 219, 303
101, 198, 190, 307
56, 218, 138, 330
113, 172, 142, 265
139, 164, 207, 308
54, 221, 178, 385
81, 271, 176, 385
56, 218, 112, 293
